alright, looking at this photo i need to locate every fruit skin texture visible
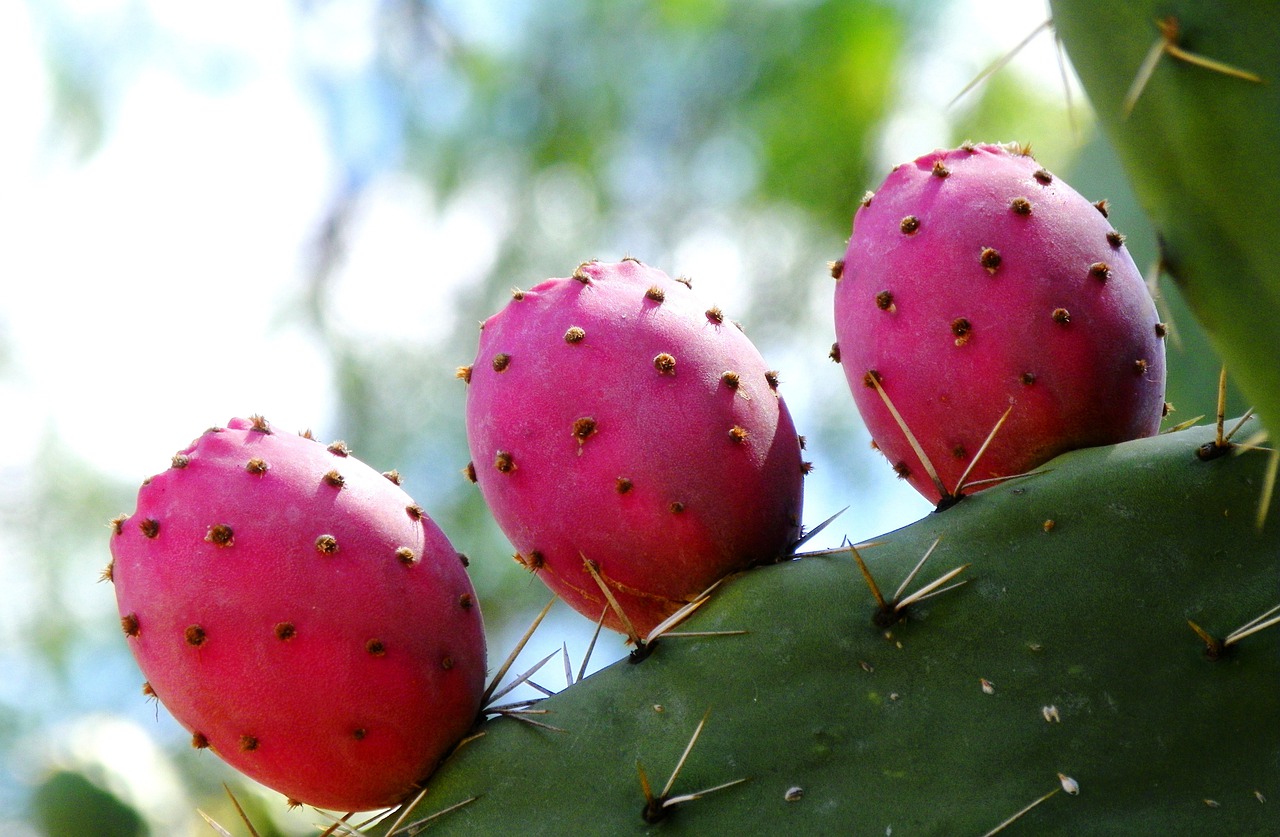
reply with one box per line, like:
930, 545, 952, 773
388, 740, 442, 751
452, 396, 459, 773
109, 417, 486, 812
834, 143, 1166, 505
465, 259, 804, 636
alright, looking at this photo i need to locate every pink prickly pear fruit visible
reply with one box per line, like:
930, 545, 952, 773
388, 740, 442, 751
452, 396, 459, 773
833, 143, 1167, 506
107, 416, 486, 812
464, 259, 806, 636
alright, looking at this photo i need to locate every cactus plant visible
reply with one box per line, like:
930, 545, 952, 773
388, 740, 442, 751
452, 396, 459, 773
375, 421, 1278, 834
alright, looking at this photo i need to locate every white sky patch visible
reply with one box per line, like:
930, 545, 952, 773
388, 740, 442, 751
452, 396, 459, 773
328, 171, 503, 346
4, 63, 337, 477
876, 0, 1081, 171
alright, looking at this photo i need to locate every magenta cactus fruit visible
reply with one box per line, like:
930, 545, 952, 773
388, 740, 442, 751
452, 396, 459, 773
834, 143, 1166, 506
464, 259, 805, 636
107, 417, 486, 811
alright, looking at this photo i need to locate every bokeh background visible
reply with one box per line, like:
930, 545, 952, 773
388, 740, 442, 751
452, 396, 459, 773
0, 0, 1239, 833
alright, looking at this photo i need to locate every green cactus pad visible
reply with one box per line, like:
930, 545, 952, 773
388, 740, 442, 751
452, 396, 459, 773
379, 421, 1278, 835
1050, 0, 1280, 431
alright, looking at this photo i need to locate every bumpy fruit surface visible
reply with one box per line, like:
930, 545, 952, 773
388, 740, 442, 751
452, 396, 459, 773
833, 143, 1167, 505
108, 417, 486, 811
464, 259, 805, 635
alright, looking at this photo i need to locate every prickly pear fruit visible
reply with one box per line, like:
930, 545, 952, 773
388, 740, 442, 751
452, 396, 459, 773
464, 259, 805, 636
107, 416, 486, 812
833, 143, 1167, 506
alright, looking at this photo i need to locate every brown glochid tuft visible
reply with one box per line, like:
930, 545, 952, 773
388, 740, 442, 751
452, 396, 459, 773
323, 469, 345, 488
1052, 308, 1071, 325
1089, 262, 1112, 282
1094, 199, 1110, 217
315, 534, 339, 555
669, 501, 685, 514
366, 638, 386, 656
728, 425, 749, 444
396, 547, 416, 566
564, 326, 586, 344
192, 732, 209, 749
406, 504, 424, 520
139, 518, 160, 539
931, 160, 950, 178
572, 261, 595, 283
860, 191, 875, 207
952, 445, 967, 460
441, 656, 454, 670
1010, 197, 1032, 215
829, 343, 842, 363
99, 560, 114, 583
801, 461, 815, 475
980, 247, 1002, 274
829, 259, 845, 279
1021, 372, 1037, 386
327, 441, 351, 457
1107, 230, 1125, 247
875, 290, 895, 311
240, 735, 259, 752
459, 593, 474, 609
573, 417, 598, 442
653, 353, 677, 375
205, 524, 234, 547
1155, 322, 1168, 339
899, 215, 921, 235
645, 286, 666, 303
171, 453, 190, 469
184, 625, 206, 647
109, 514, 127, 536
511, 287, 525, 300
892, 461, 910, 479
492, 353, 512, 372
1033, 168, 1053, 184
383, 469, 401, 485
463, 461, 477, 483
494, 451, 516, 473
245, 457, 268, 475
1134, 358, 1150, 375
249, 415, 272, 434
721, 370, 740, 389
121, 613, 140, 637
274, 622, 296, 641
706, 306, 724, 324
616, 477, 633, 494
765, 370, 780, 391
676, 275, 693, 288
457, 552, 470, 567
456, 365, 473, 383
951, 317, 973, 346
863, 369, 883, 388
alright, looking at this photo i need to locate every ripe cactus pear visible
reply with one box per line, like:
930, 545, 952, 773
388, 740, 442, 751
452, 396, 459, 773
833, 143, 1167, 505
107, 416, 486, 812
464, 259, 805, 636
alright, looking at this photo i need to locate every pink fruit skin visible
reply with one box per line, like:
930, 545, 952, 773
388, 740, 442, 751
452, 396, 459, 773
110, 417, 486, 812
834, 144, 1166, 505
465, 259, 805, 636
